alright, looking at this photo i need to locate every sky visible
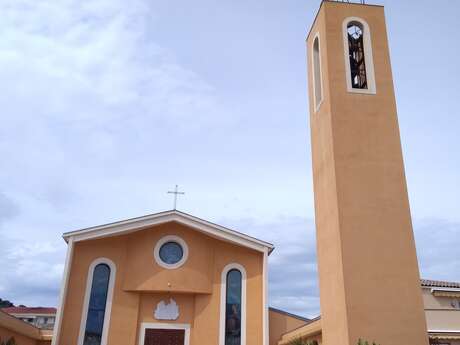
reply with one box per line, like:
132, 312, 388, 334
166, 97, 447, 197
0, 0, 459, 318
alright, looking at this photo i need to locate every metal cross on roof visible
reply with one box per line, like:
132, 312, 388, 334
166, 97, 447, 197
167, 185, 185, 210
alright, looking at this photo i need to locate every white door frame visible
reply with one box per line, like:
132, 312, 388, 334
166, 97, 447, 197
138, 322, 190, 345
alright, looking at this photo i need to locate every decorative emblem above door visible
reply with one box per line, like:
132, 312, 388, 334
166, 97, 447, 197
154, 298, 179, 320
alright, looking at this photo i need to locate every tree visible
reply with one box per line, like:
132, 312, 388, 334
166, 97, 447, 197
0, 298, 14, 308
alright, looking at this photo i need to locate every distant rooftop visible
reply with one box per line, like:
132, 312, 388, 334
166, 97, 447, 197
2, 307, 56, 315
421, 279, 460, 289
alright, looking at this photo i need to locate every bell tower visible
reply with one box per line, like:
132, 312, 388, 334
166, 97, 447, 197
306, 1, 429, 345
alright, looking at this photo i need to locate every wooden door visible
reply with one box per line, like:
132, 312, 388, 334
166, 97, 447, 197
144, 328, 185, 345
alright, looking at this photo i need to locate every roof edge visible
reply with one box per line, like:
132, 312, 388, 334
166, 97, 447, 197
62, 210, 275, 254
269, 307, 310, 322
279, 317, 322, 344
306, 0, 384, 41
421, 278, 460, 289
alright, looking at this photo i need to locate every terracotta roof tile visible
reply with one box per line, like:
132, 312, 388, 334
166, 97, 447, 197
1, 307, 56, 314
420, 279, 460, 288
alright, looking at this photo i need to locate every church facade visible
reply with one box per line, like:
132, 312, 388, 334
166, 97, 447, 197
45, 1, 442, 345
51, 210, 275, 345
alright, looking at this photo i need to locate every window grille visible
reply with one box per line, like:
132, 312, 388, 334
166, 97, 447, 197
347, 22, 368, 89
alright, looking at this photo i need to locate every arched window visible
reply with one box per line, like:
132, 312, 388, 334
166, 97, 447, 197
78, 258, 116, 345
347, 22, 367, 89
342, 17, 376, 94
225, 269, 242, 345
312, 34, 323, 111
220, 264, 246, 345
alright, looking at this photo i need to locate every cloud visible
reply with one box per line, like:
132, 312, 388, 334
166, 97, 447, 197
0, 193, 19, 224
0, 0, 230, 216
0, 0, 458, 322
221, 215, 320, 318
414, 218, 460, 283
224, 216, 460, 319
0, 0, 228, 306
0, 236, 64, 305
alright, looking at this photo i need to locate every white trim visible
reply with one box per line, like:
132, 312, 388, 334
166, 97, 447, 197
10, 313, 55, 318
262, 248, 269, 345
431, 287, 460, 293
51, 237, 74, 345
342, 16, 377, 94
63, 210, 274, 255
219, 263, 247, 345
77, 258, 116, 345
311, 32, 324, 112
138, 322, 190, 345
154, 235, 189, 269
428, 330, 460, 333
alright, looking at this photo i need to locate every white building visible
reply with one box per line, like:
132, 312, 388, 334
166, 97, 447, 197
2, 307, 56, 330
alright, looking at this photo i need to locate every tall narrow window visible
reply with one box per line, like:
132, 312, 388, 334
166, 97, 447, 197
78, 258, 115, 345
220, 264, 246, 345
312, 35, 323, 110
342, 17, 376, 94
225, 269, 242, 345
83, 264, 110, 345
347, 22, 367, 89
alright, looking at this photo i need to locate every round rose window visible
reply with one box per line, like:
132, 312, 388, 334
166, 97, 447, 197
154, 235, 189, 269
159, 241, 184, 265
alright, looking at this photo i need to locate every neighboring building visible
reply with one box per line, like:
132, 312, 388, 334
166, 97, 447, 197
278, 280, 460, 345
268, 308, 310, 345
0, 309, 52, 345
422, 280, 460, 345
2, 307, 56, 330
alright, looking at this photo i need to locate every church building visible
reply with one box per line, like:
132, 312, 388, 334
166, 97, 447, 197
46, 1, 438, 345
51, 210, 274, 345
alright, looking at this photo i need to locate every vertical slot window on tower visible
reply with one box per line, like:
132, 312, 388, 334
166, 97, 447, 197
312, 35, 323, 110
343, 17, 376, 94
347, 22, 367, 89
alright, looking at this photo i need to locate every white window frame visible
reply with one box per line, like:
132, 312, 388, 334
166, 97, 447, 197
138, 322, 190, 345
342, 16, 376, 94
154, 235, 189, 269
219, 263, 247, 345
77, 257, 116, 345
312, 32, 324, 112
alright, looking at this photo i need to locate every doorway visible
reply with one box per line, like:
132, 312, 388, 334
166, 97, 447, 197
139, 323, 190, 345
144, 328, 185, 345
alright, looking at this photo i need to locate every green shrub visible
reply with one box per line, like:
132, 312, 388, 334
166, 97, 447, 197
288, 339, 318, 345
0, 337, 17, 345
288, 337, 380, 345
357, 339, 380, 345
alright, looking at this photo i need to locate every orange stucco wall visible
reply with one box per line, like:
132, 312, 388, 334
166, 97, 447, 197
0, 326, 51, 345
58, 222, 264, 345
268, 309, 307, 345
0, 326, 37, 345
0, 310, 52, 345
307, 2, 429, 345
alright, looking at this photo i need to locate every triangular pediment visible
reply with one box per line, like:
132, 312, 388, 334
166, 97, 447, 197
63, 210, 274, 254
